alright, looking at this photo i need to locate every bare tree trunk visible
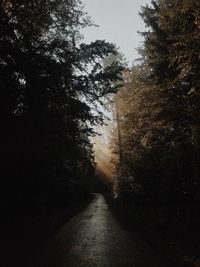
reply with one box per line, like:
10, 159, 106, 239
114, 93, 122, 198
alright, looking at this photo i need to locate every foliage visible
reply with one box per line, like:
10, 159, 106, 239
0, 0, 123, 213
110, 0, 200, 204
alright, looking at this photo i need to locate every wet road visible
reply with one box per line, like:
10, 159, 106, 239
30, 194, 171, 267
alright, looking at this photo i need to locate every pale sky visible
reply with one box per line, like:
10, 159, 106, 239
81, 0, 151, 66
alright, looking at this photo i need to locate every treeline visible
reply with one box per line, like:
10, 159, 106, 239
111, 0, 200, 205
0, 0, 122, 216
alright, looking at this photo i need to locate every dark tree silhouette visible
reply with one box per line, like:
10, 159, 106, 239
0, 0, 123, 216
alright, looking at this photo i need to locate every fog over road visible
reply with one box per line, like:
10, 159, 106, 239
30, 194, 172, 267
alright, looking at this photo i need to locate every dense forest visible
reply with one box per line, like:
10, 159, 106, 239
109, 0, 200, 204
103, 1, 200, 265
0, 0, 123, 216
2, 0, 200, 266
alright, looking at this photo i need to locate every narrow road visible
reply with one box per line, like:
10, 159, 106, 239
30, 194, 172, 267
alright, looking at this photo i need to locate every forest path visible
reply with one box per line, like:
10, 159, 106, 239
29, 193, 172, 267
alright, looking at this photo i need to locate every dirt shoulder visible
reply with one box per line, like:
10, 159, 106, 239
105, 196, 200, 267
1, 194, 94, 267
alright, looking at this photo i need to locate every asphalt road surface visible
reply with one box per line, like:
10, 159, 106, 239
29, 194, 173, 267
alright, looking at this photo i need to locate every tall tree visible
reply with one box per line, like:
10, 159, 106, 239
0, 0, 123, 213
115, 0, 200, 202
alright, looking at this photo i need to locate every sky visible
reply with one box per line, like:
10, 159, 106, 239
81, 0, 151, 66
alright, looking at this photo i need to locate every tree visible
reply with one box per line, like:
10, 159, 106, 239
115, 0, 200, 203
0, 0, 123, 214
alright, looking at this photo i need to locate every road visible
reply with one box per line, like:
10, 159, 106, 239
29, 194, 173, 267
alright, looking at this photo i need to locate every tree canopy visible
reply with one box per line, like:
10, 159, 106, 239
108, 0, 200, 204
0, 0, 123, 214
